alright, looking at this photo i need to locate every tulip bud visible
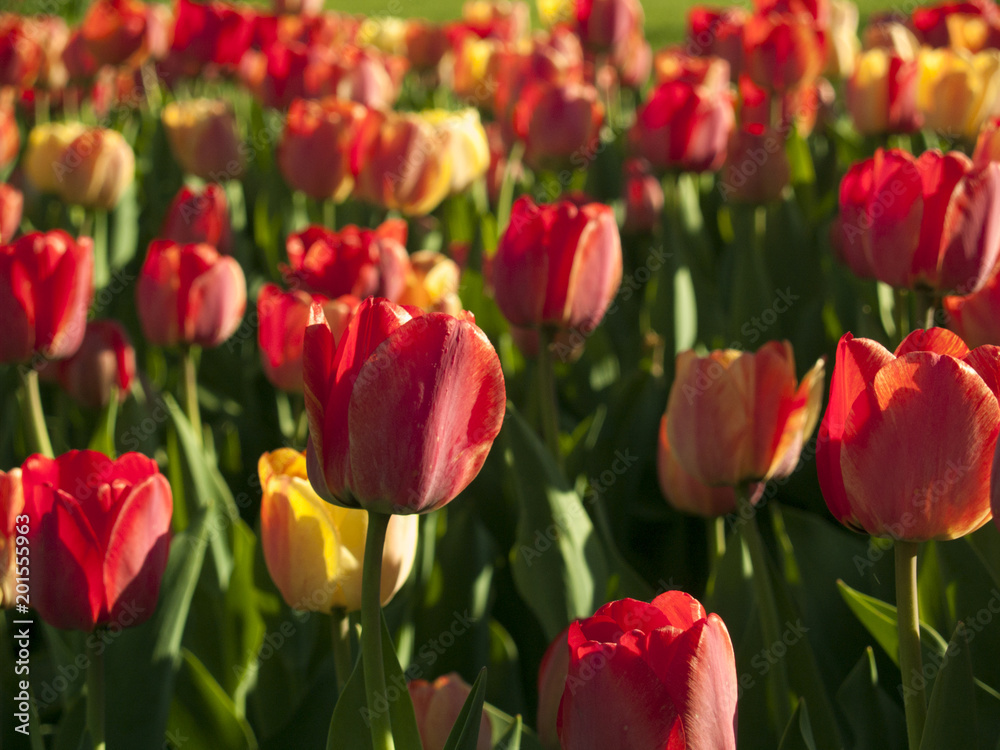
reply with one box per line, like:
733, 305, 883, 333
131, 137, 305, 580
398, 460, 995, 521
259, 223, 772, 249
492, 196, 622, 338
575, 0, 644, 54
408, 673, 492, 750
23, 121, 89, 195
258, 448, 418, 612
462, 0, 530, 42
557, 591, 737, 750
57, 127, 135, 210
0, 15, 43, 90
0, 469, 24, 609
665, 341, 825, 487
0, 184, 23, 243
422, 108, 490, 195
630, 80, 734, 172
80, 0, 155, 67
846, 48, 921, 135
0, 231, 94, 364
405, 20, 449, 70
686, 6, 746, 79
818, 329, 1000, 541
513, 80, 604, 171
51, 320, 135, 409
743, 12, 826, 94
162, 183, 231, 255
398, 250, 463, 314
21, 450, 172, 631
271, 0, 323, 14
170, 0, 254, 68
622, 158, 663, 234
721, 122, 790, 203
162, 98, 245, 182
917, 47, 1000, 139
303, 297, 506, 515
136, 240, 247, 349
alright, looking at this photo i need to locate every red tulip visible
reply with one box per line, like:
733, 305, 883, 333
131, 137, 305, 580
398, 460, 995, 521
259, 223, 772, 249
408, 673, 492, 750
21, 450, 172, 631
136, 240, 246, 349
0, 231, 94, 364
405, 20, 450, 70
80, 0, 153, 67
834, 148, 1000, 294
257, 284, 358, 392
303, 297, 506, 515
277, 97, 372, 201
0, 99, 18, 170
622, 158, 664, 234
654, 47, 731, 90
0, 468, 24, 609
492, 196, 622, 337
721, 122, 790, 203
170, 0, 253, 67
0, 15, 44, 90
63, 30, 101, 83
575, 0, 644, 54
686, 6, 746, 79
0, 184, 22, 243
630, 80, 734, 172
743, 12, 827, 94
910, 0, 997, 48
846, 49, 921, 135
818, 328, 1000, 541
283, 220, 410, 301
240, 41, 335, 110
556, 591, 738, 750
945, 270, 1000, 347
162, 98, 244, 182
50, 320, 135, 409
162, 183, 231, 255
513, 80, 604, 171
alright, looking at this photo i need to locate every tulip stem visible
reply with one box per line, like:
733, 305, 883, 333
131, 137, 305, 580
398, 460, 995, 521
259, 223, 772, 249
323, 200, 337, 231
19, 367, 54, 458
92, 209, 110, 290
915, 289, 936, 331
705, 516, 727, 598
86, 634, 106, 750
895, 540, 927, 750
738, 486, 793, 731
361, 511, 395, 750
497, 141, 525, 235
537, 327, 562, 466
180, 347, 203, 448
331, 607, 353, 696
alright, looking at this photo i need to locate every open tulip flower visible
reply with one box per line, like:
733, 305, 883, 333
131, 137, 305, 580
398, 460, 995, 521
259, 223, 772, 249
818, 328, 1000, 541
20, 450, 172, 631
304, 296, 506, 515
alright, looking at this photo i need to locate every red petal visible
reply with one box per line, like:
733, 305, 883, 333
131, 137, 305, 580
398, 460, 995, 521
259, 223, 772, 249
895, 327, 970, 358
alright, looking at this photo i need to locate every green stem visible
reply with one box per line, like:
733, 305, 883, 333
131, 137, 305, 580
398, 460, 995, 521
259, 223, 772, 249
705, 516, 727, 599
323, 199, 337, 231
361, 512, 394, 750
738, 485, 793, 731
19, 368, 54, 458
331, 607, 353, 696
915, 289, 936, 331
896, 540, 926, 750
92, 209, 109, 290
497, 140, 525, 235
181, 347, 202, 448
86, 635, 106, 750
536, 326, 562, 466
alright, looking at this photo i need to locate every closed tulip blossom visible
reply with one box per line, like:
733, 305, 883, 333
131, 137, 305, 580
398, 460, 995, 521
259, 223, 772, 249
162, 99, 244, 182
0, 15, 43, 89
721, 122, 790, 203
686, 6, 746, 79
258, 448, 417, 612
169, 0, 253, 68
409, 673, 492, 750
136, 240, 246, 349
0, 469, 24, 609
0, 101, 18, 171
422, 108, 490, 195
21, 450, 172, 631
57, 127, 135, 211
492, 196, 622, 337
916, 47, 1000, 139
665, 341, 825, 488
0, 231, 94, 364
556, 591, 738, 750
846, 48, 921, 135
80, 0, 160, 68
513, 80, 604, 171
834, 148, 1000, 294
42, 319, 135, 409
303, 297, 506, 515
0, 184, 22, 243
622, 158, 664, 234
743, 12, 827, 94
818, 328, 1000, 541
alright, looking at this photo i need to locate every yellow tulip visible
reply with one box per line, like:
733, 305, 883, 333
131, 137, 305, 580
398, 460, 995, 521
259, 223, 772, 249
422, 108, 490, 194
258, 449, 418, 613
398, 249, 463, 315
918, 47, 1000, 138
23, 121, 87, 194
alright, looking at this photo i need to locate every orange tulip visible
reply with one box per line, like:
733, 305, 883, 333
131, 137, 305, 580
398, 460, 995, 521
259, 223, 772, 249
408, 673, 492, 750
57, 127, 135, 210
0, 468, 23, 609
162, 98, 245, 182
743, 12, 826, 94
664, 341, 825, 487
0, 184, 22, 243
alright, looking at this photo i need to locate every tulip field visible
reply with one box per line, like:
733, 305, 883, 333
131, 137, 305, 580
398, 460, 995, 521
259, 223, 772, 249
7, 0, 1000, 749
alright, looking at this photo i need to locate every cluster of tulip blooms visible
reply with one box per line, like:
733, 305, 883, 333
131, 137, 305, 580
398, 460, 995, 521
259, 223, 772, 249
4, 0, 1000, 748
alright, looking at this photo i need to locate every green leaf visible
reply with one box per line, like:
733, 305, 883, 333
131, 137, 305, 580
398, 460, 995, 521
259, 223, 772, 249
835, 648, 905, 750
502, 407, 608, 640
167, 649, 258, 750
777, 699, 817, 750
494, 714, 522, 750
483, 704, 543, 750
442, 668, 487, 750
919, 624, 978, 750
86, 393, 118, 457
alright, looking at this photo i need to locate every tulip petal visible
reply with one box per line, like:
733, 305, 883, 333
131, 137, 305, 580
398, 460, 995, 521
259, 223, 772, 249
186, 255, 246, 347
657, 415, 741, 516
865, 149, 923, 288
562, 205, 623, 331
346, 313, 505, 514
651, 590, 709, 630
963, 345, 1000, 399
895, 326, 970, 357
0, 252, 34, 362
913, 150, 971, 287
939, 163, 1000, 294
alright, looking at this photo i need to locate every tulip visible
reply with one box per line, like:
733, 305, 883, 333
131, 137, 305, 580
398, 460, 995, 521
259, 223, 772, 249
162, 98, 245, 182
258, 448, 418, 612
461, 0, 530, 42
575, 0, 644, 54
943, 271, 1000, 347
23, 122, 89, 195
271, 0, 323, 14
0, 184, 22, 243
653, 47, 731, 90
257, 285, 358, 392
0, 100, 18, 170
284, 220, 410, 301
0, 469, 24, 609
622, 158, 663, 234
277, 97, 373, 201
686, 6, 746, 79
354, 111, 454, 216
974, 116, 1000, 166
444, 35, 499, 104
20, 450, 172, 631
170, 0, 254, 67
834, 148, 1000, 294
21, 16, 70, 92
743, 12, 827, 94
398, 250, 463, 315
0, 231, 94, 364
422, 108, 490, 194
513, 81, 604, 172
162, 183, 231, 255
721, 122, 790, 203
408, 673, 493, 750
63, 29, 101, 83
846, 49, 921, 135
356, 16, 408, 55
238, 42, 334, 110
80, 0, 154, 67
916, 48, 1000, 139
536, 627, 570, 749
492, 196, 622, 336
630, 79, 734, 173
825, 0, 860, 78
405, 20, 450, 70
303, 297, 506, 515
860, 17, 920, 61
665, 341, 825, 487
49, 320, 135, 409
0, 15, 43, 90
817, 328, 1000, 541
753, 0, 829, 22
910, 1, 997, 48
556, 591, 738, 750
332, 47, 406, 111
57, 127, 135, 211
136, 240, 246, 349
